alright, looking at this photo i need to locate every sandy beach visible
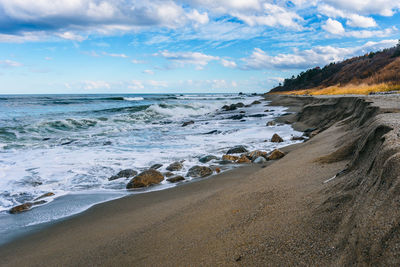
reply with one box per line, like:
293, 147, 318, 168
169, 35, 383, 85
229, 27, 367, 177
1, 94, 400, 266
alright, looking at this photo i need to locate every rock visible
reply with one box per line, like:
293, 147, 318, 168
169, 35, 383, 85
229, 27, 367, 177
271, 133, 284, 143
103, 141, 112, 145
9, 203, 33, 214
163, 172, 174, 177
222, 104, 237, 111
268, 149, 285, 160
227, 145, 248, 154
266, 121, 276, 126
216, 160, 234, 165
239, 111, 245, 114
237, 155, 251, 163
203, 130, 221, 135
253, 156, 267, 164
126, 169, 164, 189
228, 114, 245, 120
264, 109, 270, 112
34, 192, 55, 201
109, 169, 138, 181
222, 155, 239, 161
182, 120, 194, 127
248, 114, 267, 118
167, 176, 185, 183
187, 166, 213, 178
166, 162, 183, 171
33, 200, 47, 205
215, 167, 221, 173
150, 164, 163, 170
248, 150, 267, 160
235, 102, 245, 108
251, 100, 261, 105
199, 155, 218, 163
291, 136, 305, 141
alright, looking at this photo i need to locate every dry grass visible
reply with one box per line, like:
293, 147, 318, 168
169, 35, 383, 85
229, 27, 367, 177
272, 83, 400, 96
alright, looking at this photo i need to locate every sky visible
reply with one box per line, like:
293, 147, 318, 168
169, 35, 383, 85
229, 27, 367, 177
0, 0, 399, 94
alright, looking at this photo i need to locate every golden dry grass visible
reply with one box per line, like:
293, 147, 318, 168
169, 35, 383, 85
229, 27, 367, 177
272, 83, 400, 96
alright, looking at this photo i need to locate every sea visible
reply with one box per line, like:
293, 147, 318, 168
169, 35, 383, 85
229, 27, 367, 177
0, 93, 302, 244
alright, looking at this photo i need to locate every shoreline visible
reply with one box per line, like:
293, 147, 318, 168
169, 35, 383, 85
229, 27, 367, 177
2, 94, 400, 265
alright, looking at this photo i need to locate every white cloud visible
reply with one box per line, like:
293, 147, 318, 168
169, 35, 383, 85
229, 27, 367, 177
242, 39, 398, 70
143, 69, 154, 75
0, 59, 23, 67
322, 18, 345, 34
156, 50, 219, 69
346, 14, 377, 28
83, 80, 111, 90
322, 0, 400, 17
56, 32, 86, 41
131, 59, 145, 64
129, 80, 145, 90
220, 59, 237, 68
102, 52, 129, 58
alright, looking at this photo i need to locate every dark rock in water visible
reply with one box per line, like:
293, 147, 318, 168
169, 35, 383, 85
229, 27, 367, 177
222, 104, 237, 111
239, 111, 245, 114
248, 114, 267, 118
203, 130, 221, 135
238, 92, 243, 95
199, 155, 218, 163
61, 140, 75, 145
266, 121, 276, 126
167, 176, 185, 183
166, 162, 183, 171
227, 145, 248, 154
235, 102, 245, 108
229, 114, 245, 120
271, 133, 284, 143
42, 138, 51, 141
109, 169, 138, 181
150, 164, 163, 170
103, 141, 112, 145
245, 104, 251, 107
34, 192, 55, 201
163, 172, 174, 177
182, 120, 194, 127
33, 200, 46, 205
187, 166, 213, 178
126, 169, 164, 189
240, 120, 246, 122
268, 149, 285, 160
264, 109, 269, 112
9, 203, 33, 214
251, 100, 261, 105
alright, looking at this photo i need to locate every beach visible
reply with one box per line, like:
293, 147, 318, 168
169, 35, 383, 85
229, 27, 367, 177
1, 94, 400, 266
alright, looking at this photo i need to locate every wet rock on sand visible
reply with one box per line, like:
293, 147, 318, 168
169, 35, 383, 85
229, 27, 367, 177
199, 155, 218, 163
167, 176, 185, 183
166, 162, 183, 171
126, 169, 164, 189
187, 166, 213, 178
253, 156, 267, 164
9, 200, 47, 214
222, 155, 239, 161
266, 121, 276, 126
268, 149, 285, 160
251, 100, 261, 105
248, 150, 267, 160
271, 133, 284, 143
237, 155, 251, 163
163, 171, 174, 177
109, 169, 138, 181
227, 145, 248, 154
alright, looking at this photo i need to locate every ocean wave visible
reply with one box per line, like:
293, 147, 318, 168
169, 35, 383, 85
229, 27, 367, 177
124, 97, 144, 101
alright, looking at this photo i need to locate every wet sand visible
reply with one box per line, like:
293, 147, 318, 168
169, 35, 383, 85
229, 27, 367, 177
1, 95, 400, 266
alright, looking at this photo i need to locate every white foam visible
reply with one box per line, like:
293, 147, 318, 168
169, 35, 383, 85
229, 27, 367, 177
124, 97, 144, 101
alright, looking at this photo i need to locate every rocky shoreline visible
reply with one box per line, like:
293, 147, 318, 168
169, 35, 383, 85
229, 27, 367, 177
8, 97, 300, 214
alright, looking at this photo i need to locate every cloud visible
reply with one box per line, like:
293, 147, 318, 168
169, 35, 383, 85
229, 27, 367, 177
220, 59, 237, 68
102, 52, 129, 58
156, 50, 219, 69
0, 59, 23, 67
56, 32, 86, 41
322, 18, 345, 34
242, 39, 398, 70
322, 0, 400, 17
83, 80, 111, 90
346, 14, 377, 28
143, 69, 154, 75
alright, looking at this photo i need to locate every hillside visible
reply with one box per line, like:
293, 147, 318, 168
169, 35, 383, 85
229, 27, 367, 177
270, 42, 400, 93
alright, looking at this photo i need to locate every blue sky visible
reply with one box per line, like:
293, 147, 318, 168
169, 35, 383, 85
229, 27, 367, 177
0, 0, 399, 94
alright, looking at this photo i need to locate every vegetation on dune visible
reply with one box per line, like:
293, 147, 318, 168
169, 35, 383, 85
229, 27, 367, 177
269, 41, 400, 95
